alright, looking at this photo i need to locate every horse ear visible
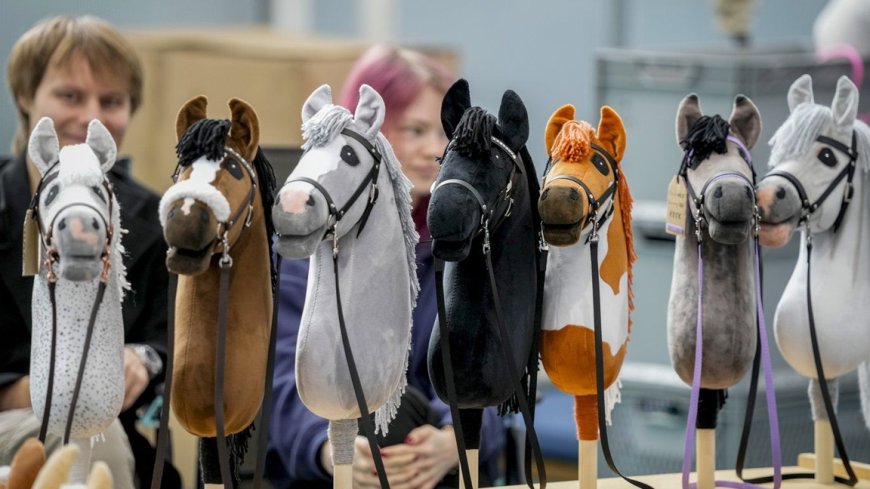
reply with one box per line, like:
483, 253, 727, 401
497, 89, 529, 151
728, 95, 762, 149
32, 445, 78, 489
176, 95, 208, 141
85, 120, 117, 173
831, 75, 859, 130
545, 105, 575, 155
302, 84, 333, 124
28, 117, 60, 176
85, 462, 112, 489
228, 98, 260, 159
6, 438, 45, 489
441, 79, 471, 140
597, 106, 627, 160
787, 74, 814, 113
676, 94, 703, 146
354, 85, 386, 138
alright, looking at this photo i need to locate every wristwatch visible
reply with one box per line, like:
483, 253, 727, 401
129, 344, 163, 380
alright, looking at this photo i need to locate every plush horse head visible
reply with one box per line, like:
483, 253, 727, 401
159, 96, 278, 442
756, 75, 870, 430
427, 79, 541, 445
272, 84, 418, 469
668, 94, 762, 390
27, 118, 126, 449
538, 104, 635, 440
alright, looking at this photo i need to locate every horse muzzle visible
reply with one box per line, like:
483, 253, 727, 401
755, 177, 802, 248
163, 199, 219, 276
273, 185, 330, 259
539, 185, 587, 246
702, 179, 754, 245
428, 189, 480, 261
52, 206, 108, 281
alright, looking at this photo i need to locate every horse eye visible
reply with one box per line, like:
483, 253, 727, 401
224, 159, 244, 179
91, 186, 106, 203
817, 147, 838, 168
592, 153, 610, 176
340, 145, 360, 166
45, 184, 59, 206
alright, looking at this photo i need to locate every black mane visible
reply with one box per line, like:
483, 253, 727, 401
176, 119, 231, 166
252, 148, 279, 294
452, 107, 497, 160
681, 114, 730, 169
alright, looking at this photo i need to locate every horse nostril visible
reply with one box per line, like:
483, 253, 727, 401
92, 218, 100, 230
169, 208, 176, 219
745, 186, 753, 199
776, 187, 786, 200
200, 209, 209, 224
569, 189, 579, 201
714, 186, 724, 199
58, 218, 66, 231
306, 195, 315, 207
541, 188, 550, 200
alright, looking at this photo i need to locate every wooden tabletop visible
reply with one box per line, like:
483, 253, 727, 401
495, 466, 870, 488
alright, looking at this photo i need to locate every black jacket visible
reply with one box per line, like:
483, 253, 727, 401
0, 151, 169, 407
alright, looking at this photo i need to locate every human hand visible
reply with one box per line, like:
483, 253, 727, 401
378, 425, 459, 489
122, 347, 149, 411
0, 376, 31, 411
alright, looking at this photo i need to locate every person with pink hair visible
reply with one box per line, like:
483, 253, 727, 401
267, 45, 505, 489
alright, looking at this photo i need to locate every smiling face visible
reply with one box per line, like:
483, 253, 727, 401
23, 53, 131, 154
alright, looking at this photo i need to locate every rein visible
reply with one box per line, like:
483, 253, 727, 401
432, 138, 548, 489
742, 131, 860, 487
29, 162, 115, 445
542, 144, 653, 488
282, 127, 391, 488
676, 141, 784, 489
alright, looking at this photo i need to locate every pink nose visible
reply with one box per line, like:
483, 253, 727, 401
279, 188, 315, 215
756, 186, 776, 218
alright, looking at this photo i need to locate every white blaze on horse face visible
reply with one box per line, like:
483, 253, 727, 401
158, 155, 231, 226
279, 137, 344, 214
41, 145, 109, 235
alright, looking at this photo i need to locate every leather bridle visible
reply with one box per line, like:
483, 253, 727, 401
759, 131, 858, 234
541, 142, 620, 238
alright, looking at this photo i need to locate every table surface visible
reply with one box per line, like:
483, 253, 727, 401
495, 466, 870, 488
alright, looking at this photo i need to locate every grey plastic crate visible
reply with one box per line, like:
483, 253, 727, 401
596, 45, 870, 203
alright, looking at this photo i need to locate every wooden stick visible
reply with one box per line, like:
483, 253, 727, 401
695, 428, 715, 489
459, 449, 479, 489
815, 420, 835, 484
203, 484, 223, 489
579, 439, 597, 489
334, 464, 352, 489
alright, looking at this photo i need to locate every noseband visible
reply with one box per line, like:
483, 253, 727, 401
680, 135, 758, 242
541, 142, 620, 237
432, 136, 524, 253
171, 146, 258, 267
29, 162, 115, 283
283, 128, 382, 256
760, 131, 858, 233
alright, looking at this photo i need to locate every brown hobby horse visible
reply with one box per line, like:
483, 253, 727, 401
157, 96, 278, 488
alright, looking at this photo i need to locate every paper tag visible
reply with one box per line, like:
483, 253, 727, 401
22, 209, 40, 276
666, 176, 688, 236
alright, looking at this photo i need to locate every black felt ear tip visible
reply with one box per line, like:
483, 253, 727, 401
497, 89, 529, 151
441, 79, 472, 140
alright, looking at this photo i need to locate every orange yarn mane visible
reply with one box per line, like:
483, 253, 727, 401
551, 120, 595, 161
615, 164, 637, 331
